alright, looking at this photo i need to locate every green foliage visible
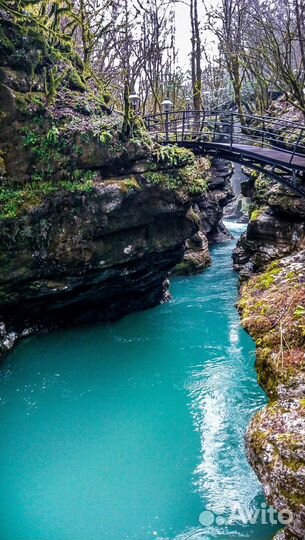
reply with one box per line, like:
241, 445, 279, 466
255, 265, 281, 290
46, 126, 59, 145
155, 145, 195, 167
250, 207, 265, 221
0, 188, 24, 219
0, 174, 96, 220
0, 153, 6, 177
68, 67, 86, 92
254, 175, 275, 207
100, 130, 112, 144
294, 306, 305, 319
23, 130, 39, 148
0, 26, 15, 55
144, 164, 207, 196
60, 177, 95, 193
181, 166, 208, 194
119, 178, 141, 193
22, 125, 67, 177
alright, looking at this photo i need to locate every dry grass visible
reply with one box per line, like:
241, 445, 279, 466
239, 255, 305, 396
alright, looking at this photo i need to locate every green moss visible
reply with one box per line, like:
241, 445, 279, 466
0, 26, 15, 55
255, 176, 270, 201
0, 152, 6, 176
0, 176, 95, 220
255, 262, 281, 290
14, 91, 45, 115
100, 130, 113, 145
277, 488, 305, 510
119, 178, 141, 193
174, 261, 190, 273
144, 164, 207, 196
174, 261, 196, 275
250, 206, 268, 221
26, 27, 48, 56
249, 429, 270, 454
155, 145, 195, 167
68, 67, 86, 92
282, 457, 304, 472
22, 124, 69, 177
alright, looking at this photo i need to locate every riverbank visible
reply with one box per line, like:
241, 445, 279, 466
239, 250, 305, 540
234, 167, 305, 540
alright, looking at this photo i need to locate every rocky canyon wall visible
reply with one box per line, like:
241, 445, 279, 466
236, 169, 305, 539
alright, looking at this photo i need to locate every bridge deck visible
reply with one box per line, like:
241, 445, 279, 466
201, 143, 305, 170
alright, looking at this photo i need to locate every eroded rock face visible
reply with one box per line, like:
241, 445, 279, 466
199, 158, 234, 243
172, 158, 234, 275
0, 179, 197, 356
173, 230, 211, 275
246, 400, 305, 540
0, 13, 218, 356
239, 251, 305, 539
233, 177, 305, 281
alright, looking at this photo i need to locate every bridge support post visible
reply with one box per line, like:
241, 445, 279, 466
165, 111, 169, 141
182, 110, 186, 141
292, 170, 297, 187
230, 112, 233, 150
213, 112, 218, 142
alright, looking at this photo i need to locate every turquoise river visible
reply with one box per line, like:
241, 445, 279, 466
0, 222, 278, 540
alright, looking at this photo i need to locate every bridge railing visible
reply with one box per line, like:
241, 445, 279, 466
144, 110, 305, 162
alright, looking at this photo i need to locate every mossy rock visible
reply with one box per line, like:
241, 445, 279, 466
15, 91, 45, 114
68, 68, 86, 92
144, 162, 208, 196
0, 26, 15, 57
119, 178, 141, 193
0, 151, 6, 176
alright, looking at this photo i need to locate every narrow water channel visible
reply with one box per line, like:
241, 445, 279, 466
0, 223, 277, 540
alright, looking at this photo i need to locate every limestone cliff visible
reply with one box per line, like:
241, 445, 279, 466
233, 173, 305, 281
239, 252, 305, 539
0, 178, 199, 357
0, 11, 231, 358
233, 111, 305, 539
174, 158, 234, 275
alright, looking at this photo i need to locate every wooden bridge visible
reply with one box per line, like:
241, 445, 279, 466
144, 110, 305, 196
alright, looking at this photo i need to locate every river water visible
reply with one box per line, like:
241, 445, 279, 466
0, 222, 278, 540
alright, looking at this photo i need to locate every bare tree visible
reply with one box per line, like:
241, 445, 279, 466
190, 0, 202, 110
245, 0, 305, 117
205, 0, 248, 120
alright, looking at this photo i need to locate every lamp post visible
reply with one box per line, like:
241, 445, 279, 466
202, 91, 210, 111
186, 97, 192, 109
128, 93, 140, 112
161, 98, 173, 141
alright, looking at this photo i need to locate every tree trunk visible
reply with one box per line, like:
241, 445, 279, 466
190, 0, 202, 112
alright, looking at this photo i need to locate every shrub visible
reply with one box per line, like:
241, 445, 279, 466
155, 145, 195, 167
144, 163, 207, 196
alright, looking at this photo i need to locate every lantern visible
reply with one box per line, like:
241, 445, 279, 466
161, 99, 173, 113
128, 93, 140, 111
